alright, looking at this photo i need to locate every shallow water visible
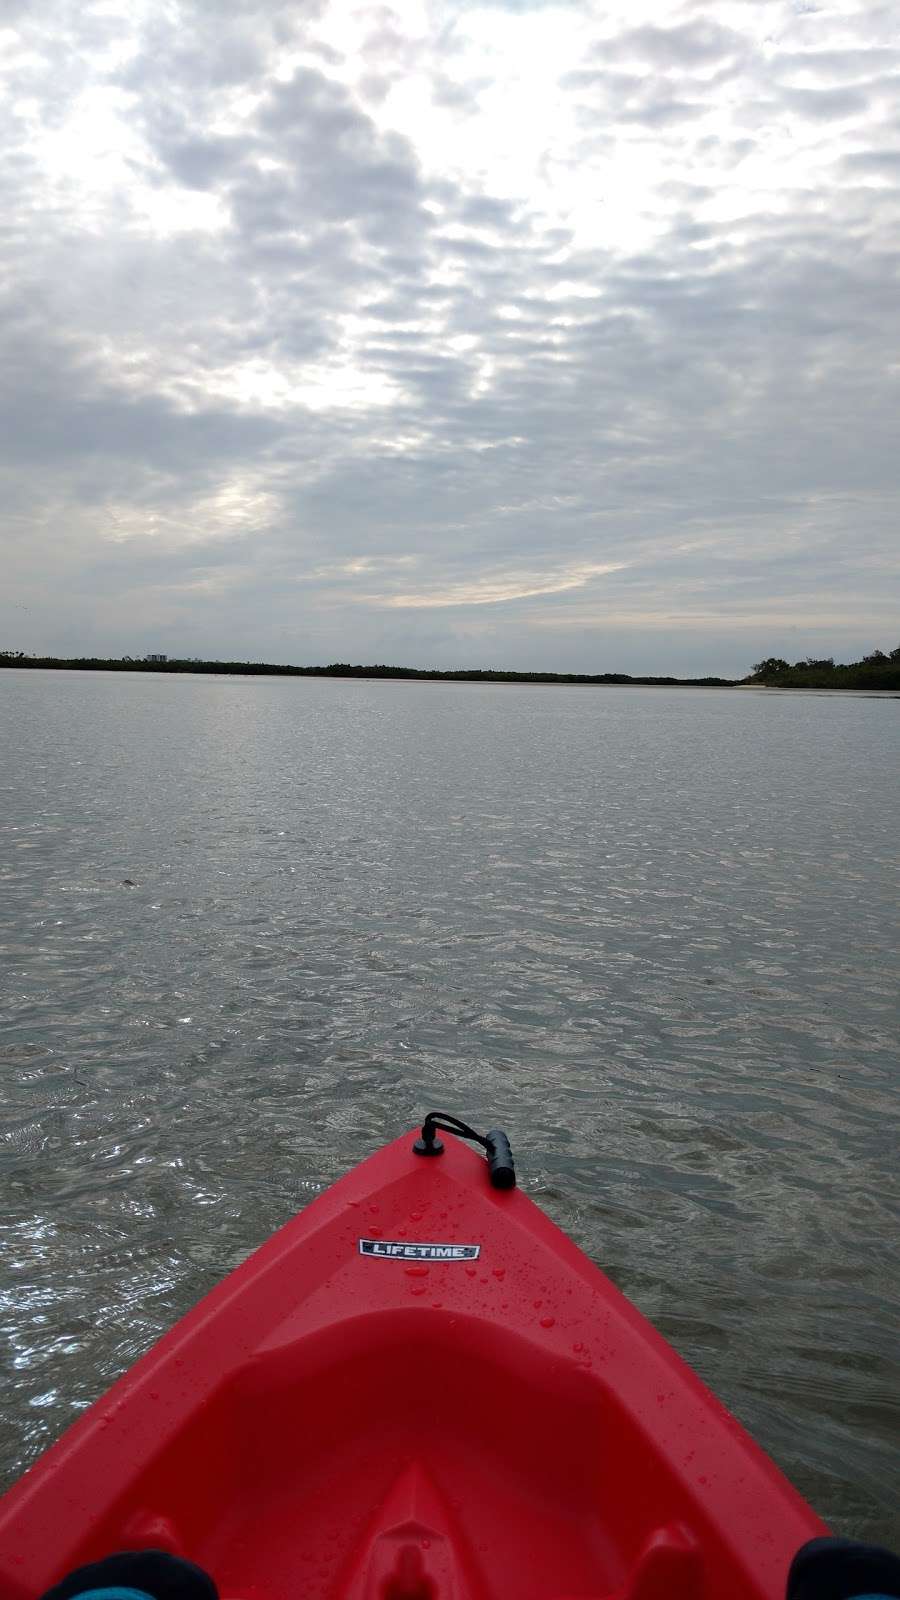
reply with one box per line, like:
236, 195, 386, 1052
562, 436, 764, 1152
1, 671, 898, 1543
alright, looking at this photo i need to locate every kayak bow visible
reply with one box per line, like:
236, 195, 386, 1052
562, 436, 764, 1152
0, 1119, 825, 1600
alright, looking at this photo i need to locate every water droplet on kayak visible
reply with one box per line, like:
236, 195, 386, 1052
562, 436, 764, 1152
409, 1285, 427, 1297
368, 1226, 383, 1237
533, 1299, 542, 1309
405, 1265, 429, 1277
369, 1204, 380, 1214
421, 1538, 431, 1550
492, 1267, 505, 1279
410, 1211, 422, 1222
149, 1391, 159, 1400
540, 1315, 555, 1329
465, 1266, 476, 1277
431, 1301, 443, 1309
573, 1341, 584, 1353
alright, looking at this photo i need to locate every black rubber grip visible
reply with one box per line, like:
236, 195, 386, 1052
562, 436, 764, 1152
485, 1129, 516, 1189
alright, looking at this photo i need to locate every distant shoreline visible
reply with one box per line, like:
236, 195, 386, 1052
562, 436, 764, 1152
0, 655, 736, 687
2, 654, 898, 690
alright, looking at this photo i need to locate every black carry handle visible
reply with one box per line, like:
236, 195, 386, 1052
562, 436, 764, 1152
413, 1112, 516, 1189
484, 1129, 516, 1190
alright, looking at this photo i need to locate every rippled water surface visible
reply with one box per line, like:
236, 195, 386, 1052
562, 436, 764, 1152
1, 671, 898, 1542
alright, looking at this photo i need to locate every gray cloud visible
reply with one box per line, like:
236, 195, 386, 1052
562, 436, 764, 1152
604, 19, 748, 71
842, 148, 900, 175
778, 83, 871, 119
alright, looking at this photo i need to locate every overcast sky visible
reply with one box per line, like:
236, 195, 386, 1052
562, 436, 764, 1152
1, 0, 898, 674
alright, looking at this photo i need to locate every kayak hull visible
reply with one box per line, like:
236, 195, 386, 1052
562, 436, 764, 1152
0, 1131, 825, 1600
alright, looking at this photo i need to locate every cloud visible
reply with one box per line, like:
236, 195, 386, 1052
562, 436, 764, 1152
377, 560, 629, 608
0, 0, 898, 673
602, 18, 748, 71
841, 149, 900, 177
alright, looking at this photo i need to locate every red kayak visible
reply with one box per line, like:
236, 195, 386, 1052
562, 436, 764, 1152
0, 1117, 825, 1600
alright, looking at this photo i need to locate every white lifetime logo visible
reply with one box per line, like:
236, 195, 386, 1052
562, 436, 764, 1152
358, 1239, 480, 1261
